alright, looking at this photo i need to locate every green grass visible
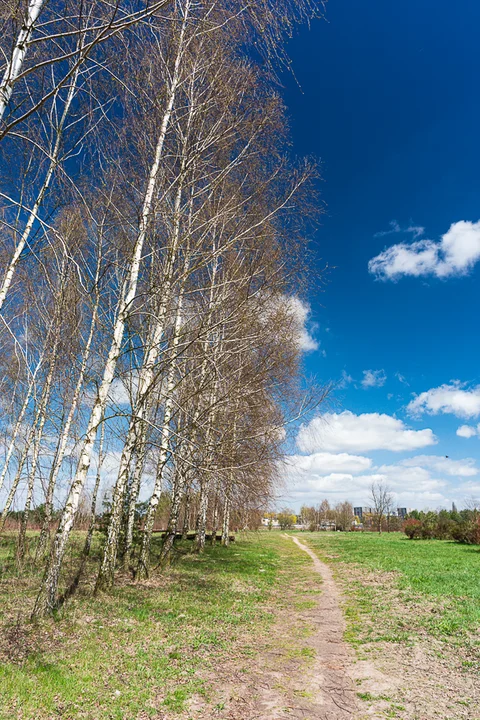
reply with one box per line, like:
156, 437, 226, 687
299, 531, 480, 637
0, 532, 311, 720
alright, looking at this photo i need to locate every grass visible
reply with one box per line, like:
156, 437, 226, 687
298, 531, 480, 638
0, 531, 312, 720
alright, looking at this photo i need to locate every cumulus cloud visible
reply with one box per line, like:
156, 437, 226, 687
370, 464, 447, 492
361, 369, 387, 388
281, 450, 479, 510
287, 452, 372, 475
401, 454, 478, 477
369, 220, 480, 280
283, 296, 319, 352
457, 424, 480, 439
281, 455, 453, 509
296, 410, 437, 454
408, 382, 480, 419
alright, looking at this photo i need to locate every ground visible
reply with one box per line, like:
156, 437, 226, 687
0, 530, 479, 719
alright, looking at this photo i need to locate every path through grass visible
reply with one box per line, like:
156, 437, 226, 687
300, 531, 480, 636
0, 532, 311, 720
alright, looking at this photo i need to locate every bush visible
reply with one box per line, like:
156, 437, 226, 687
451, 516, 480, 545
404, 518, 422, 539
404, 509, 480, 545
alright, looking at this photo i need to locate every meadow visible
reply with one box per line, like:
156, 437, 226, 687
0, 531, 312, 720
300, 531, 480, 636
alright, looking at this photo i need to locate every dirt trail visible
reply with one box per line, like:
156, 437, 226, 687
283, 535, 358, 719
188, 534, 361, 720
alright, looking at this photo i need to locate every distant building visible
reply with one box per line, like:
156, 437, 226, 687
396, 508, 408, 519
261, 516, 279, 527
354, 507, 373, 520
452, 502, 457, 513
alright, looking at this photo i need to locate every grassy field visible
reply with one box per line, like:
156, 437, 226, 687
0, 531, 313, 720
300, 531, 480, 637
298, 531, 480, 720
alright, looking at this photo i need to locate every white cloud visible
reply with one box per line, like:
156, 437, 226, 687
287, 452, 372, 475
338, 370, 353, 388
281, 456, 451, 510
296, 410, 437, 454
395, 372, 409, 386
374, 221, 425, 239
369, 220, 480, 280
366, 464, 447, 492
401, 454, 478, 478
361, 369, 387, 388
108, 378, 133, 406
457, 424, 479, 439
281, 451, 478, 511
408, 382, 480, 419
283, 296, 318, 352
83, 375, 137, 408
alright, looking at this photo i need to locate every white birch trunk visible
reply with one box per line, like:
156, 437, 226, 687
210, 487, 219, 546
137, 293, 185, 577
0, 353, 44, 494
221, 494, 230, 546
195, 378, 219, 553
181, 487, 191, 538
37, 270, 100, 556
32, 11, 187, 611
158, 464, 186, 564
0, 0, 44, 122
0, 42, 81, 312
221, 408, 237, 547
59, 418, 106, 604
0, 326, 60, 530
122, 430, 148, 570
96, 147, 192, 588
16, 342, 58, 559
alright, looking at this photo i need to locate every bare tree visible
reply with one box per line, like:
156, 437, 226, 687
369, 481, 394, 534
335, 501, 354, 532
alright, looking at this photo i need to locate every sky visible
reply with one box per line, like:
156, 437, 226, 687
280, 0, 480, 512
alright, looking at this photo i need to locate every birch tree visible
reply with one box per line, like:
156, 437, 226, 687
33, 1, 192, 616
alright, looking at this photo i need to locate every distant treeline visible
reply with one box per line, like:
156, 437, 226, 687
404, 509, 480, 545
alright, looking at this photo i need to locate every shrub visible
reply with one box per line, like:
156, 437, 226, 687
451, 516, 480, 545
404, 518, 422, 539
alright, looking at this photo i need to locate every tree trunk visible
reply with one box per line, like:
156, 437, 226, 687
32, 26, 185, 611
136, 290, 185, 578
37, 268, 100, 556
0, 0, 44, 122
221, 494, 230, 547
96, 156, 188, 590
0, 48, 81, 311
0, 354, 44, 495
122, 427, 148, 571
58, 418, 106, 604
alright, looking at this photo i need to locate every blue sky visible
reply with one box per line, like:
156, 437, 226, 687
281, 0, 480, 511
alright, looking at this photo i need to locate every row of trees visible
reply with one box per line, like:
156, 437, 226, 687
404, 508, 480, 544
299, 499, 354, 531
0, 0, 325, 615
298, 483, 400, 533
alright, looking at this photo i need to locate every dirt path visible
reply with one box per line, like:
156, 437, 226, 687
285, 535, 357, 719
187, 534, 360, 720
